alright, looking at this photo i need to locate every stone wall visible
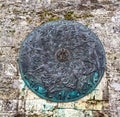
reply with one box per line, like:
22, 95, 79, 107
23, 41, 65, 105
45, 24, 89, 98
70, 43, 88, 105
0, 0, 120, 117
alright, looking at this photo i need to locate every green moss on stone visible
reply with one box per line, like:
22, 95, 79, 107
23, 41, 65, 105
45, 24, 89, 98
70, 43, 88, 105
26, 17, 32, 23
85, 22, 90, 27
13, 8, 20, 14
64, 11, 94, 20
74, 12, 94, 19
37, 10, 60, 23
82, 13, 94, 19
10, 18, 16, 22
0, 51, 2, 56
64, 11, 74, 20
37, 10, 93, 23
46, 17, 60, 22
9, 30, 15, 34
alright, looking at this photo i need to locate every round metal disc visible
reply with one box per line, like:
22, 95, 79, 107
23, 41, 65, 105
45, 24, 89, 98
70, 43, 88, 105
18, 20, 106, 102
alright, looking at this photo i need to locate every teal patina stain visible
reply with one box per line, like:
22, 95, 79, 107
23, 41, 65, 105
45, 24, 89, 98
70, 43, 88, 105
93, 72, 99, 82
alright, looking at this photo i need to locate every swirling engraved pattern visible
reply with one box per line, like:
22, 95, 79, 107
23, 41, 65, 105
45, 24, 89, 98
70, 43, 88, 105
18, 20, 106, 102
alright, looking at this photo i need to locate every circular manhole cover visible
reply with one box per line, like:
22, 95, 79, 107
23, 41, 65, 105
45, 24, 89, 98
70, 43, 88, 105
18, 20, 106, 102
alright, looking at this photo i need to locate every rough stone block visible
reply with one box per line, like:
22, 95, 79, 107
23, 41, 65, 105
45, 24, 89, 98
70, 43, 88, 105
0, 100, 18, 113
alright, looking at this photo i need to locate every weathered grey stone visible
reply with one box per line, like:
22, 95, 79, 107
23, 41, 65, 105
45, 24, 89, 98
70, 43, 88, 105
0, 89, 19, 100
0, 100, 18, 113
0, 0, 120, 116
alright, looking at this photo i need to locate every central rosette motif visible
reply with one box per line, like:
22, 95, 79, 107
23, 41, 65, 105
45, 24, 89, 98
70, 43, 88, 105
55, 48, 70, 62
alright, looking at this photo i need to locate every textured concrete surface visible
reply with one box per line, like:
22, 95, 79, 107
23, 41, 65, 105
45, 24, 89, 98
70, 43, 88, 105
0, 0, 120, 117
